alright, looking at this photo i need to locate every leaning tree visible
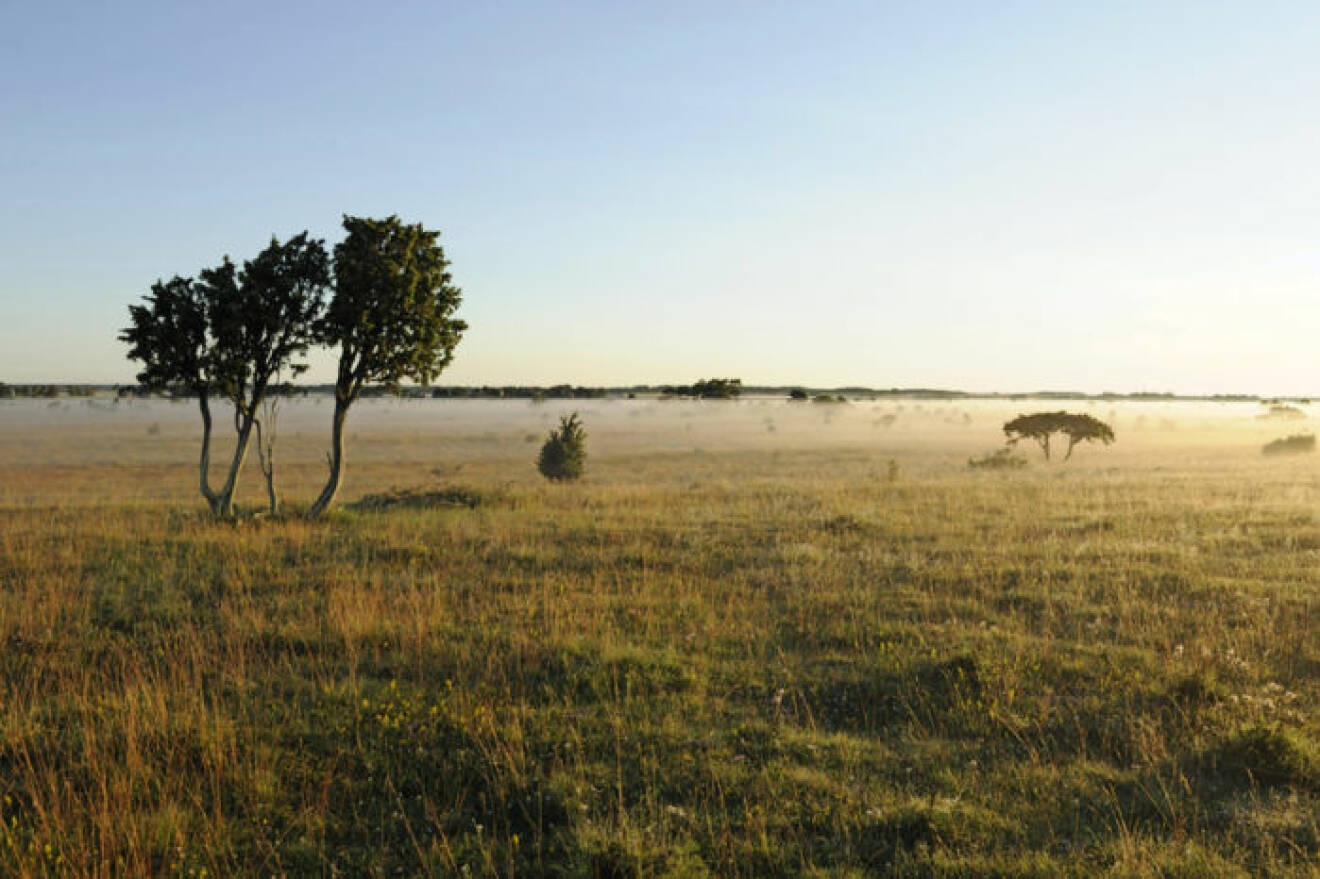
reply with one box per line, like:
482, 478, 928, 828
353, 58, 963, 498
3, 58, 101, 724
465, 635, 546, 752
211, 233, 331, 515
121, 233, 330, 516
120, 274, 223, 512
1004, 411, 1114, 461
309, 215, 466, 518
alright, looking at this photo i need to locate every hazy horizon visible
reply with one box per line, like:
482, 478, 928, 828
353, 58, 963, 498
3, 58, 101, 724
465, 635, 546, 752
4, 1, 1319, 393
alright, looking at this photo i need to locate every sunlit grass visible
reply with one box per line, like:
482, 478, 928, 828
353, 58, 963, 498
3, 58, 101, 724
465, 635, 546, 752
2, 398, 1320, 874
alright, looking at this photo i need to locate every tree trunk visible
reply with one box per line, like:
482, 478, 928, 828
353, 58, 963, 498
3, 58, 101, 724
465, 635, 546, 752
1064, 437, 1077, 461
215, 412, 257, 518
255, 417, 279, 516
1041, 434, 1051, 461
309, 396, 350, 519
197, 391, 221, 515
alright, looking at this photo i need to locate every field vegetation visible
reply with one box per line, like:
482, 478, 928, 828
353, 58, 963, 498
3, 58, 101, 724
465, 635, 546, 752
2, 397, 1320, 876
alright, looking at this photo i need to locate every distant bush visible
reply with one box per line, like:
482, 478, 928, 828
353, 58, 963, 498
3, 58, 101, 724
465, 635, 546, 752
351, 485, 496, 510
692, 378, 741, 399
664, 378, 742, 399
1259, 405, 1306, 420
968, 448, 1028, 470
813, 394, 846, 404
788, 388, 808, 401
538, 412, 587, 481
1262, 434, 1315, 456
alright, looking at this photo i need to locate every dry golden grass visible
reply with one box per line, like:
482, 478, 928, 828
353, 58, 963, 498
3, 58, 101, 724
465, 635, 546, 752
2, 396, 1320, 876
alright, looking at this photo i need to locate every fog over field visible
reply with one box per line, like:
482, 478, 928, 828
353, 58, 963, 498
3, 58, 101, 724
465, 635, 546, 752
1, 396, 1314, 508
2, 390, 1320, 514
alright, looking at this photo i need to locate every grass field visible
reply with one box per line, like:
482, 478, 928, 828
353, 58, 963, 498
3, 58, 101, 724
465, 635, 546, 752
3, 396, 1320, 876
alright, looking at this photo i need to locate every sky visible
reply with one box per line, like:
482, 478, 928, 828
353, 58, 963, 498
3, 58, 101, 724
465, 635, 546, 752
3, 1, 1320, 394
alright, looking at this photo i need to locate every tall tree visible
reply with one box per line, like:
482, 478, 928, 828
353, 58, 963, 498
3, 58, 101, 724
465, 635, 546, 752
309, 215, 466, 518
121, 233, 330, 516
209, 233, 330, 515
120, 275, 223, 513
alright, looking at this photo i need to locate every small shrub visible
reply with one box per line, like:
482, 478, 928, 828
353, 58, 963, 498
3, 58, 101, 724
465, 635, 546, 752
350, 485, 494, 510
1259, 404, 1306, 421
538, 412, 587, 481
1262, 434, 1315, 456
969, 447, 1028, 470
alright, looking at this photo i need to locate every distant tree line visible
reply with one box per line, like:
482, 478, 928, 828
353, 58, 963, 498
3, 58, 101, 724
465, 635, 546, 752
8, 380, 1315, 405
1, 384, 96, 398
428, 385, 610, 399
661, 378, 742, 399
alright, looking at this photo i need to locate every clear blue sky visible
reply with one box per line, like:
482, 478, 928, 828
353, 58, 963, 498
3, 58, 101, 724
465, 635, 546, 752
3, 1, 1319, 392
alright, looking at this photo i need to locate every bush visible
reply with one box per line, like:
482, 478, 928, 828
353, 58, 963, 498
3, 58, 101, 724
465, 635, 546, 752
968, 448, 1028, 470
692, 378, 741, 399
1262, 434, 1316, 456
538, 412, 587, 481
1259, 404, 1306, 420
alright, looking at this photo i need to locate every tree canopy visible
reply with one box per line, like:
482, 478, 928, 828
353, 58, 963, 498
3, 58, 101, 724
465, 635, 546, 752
309, 215, 466, 518
1003, 411, 1115, 461
121, 234, 331, 516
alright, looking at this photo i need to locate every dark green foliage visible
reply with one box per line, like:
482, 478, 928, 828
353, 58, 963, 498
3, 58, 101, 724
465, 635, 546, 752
969, 448, 1029, 470
538, 412, 587, 482
121, 234, 330, 516
319, 215, 466, 393
692, 377, 741, 398
120, 275, 212, 393
1262, 434, 1316, 456
788, 388, 808, 401
310, 215, 466, 517
1003, 411, 1115, 461
663, 378, 742, 398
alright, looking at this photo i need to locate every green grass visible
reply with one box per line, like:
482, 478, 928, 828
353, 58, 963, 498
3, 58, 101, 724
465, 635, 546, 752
4, 402, 1320, 875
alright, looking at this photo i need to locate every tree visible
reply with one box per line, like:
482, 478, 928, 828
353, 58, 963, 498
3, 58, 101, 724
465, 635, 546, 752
120, 274, 222, 513
121, 233, 330, 516
538, 412, 587, 481
692, 378, 742, 399
309, 215, 466, 518
1003, 411, 1115, 461
213, 234, 330, 516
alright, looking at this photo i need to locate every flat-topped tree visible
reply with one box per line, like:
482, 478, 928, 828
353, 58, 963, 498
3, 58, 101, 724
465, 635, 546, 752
121, 233, 330, 517
309, 215, 466, 518
1004, 411, 1114, 461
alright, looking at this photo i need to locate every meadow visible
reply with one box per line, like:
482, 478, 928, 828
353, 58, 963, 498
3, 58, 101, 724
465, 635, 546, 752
2, 396, 1320, 876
